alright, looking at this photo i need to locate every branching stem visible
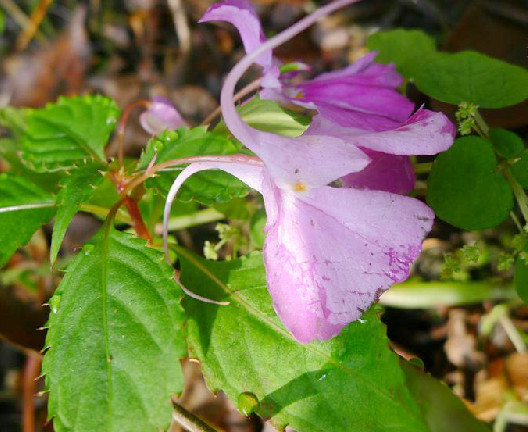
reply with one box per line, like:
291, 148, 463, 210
115, 100, 150, 167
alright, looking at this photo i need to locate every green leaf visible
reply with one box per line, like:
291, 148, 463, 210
366, 29, 436, 78
214, 95, 309, 138
426, 136, 514, 230
0, 106, 28, 135
43, 229, 186, 432
413, 51, 528, 108
178, 249, 429, 432
0, 138, 63, 193
140, 127, 249, 205
401, 361, 491, 432
514, 253, 528, 303
0, 174, 55, 267
489, 128, 524, 159
50, 163, 106, 265
4, 95, 120, 172
511, 151, 528, 188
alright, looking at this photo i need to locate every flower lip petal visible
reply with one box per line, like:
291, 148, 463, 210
263, 186, 434, 343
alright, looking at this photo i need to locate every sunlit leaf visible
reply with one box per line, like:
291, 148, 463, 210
0, 174, 55, 267
1, 96, 120, 172
179, 249, 429, 432
214, 95, 309, 138
50, 163, 106, 264
43, 230, 186, 432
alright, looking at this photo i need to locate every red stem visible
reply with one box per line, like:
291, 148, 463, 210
124, 196, 152, 242
23, 352, 42, 432
116, 100, 150, 167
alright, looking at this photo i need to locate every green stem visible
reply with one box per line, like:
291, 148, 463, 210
504, 167, 528, 226
172, 401, 221, 432
413, 162, 432, 174
473, 109, 489, 139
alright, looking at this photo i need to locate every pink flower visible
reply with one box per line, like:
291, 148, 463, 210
199, 1, 413, 131
165, 0, 455, 343
140, 96, 187, 136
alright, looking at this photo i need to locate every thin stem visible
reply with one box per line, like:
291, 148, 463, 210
474, 109, 489, 139
0, 201, 54, 213
504, 167, 528, 225
201, 78, 262, 126
510, 211, 523, 232
414, 162, 433, 174
167, 0, 191, 55
172, 401, 221, 432
220, 0, 359, 144
22, 352, 42, 432
124, 196, 151, 242
16, 0, 52, 51
0, 0, 47, 43
115, 100, 150, 167
124, 154, 262, 195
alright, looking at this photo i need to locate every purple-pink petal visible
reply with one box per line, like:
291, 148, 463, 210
239, 127, 371, 189
263, 186, 434, 343
140, 96, 187, 135
199, 0, 272, 69
309, 107, 455, 156
279, 52, 414, 130
341, 150, 415, 195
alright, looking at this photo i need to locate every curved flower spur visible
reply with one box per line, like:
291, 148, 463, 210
164, 0, 455, 343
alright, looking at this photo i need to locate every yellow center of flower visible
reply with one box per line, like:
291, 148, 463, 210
293, 182, 307, 192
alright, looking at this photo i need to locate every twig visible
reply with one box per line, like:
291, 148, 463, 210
167, 0, 190, 55
201, 79, 262, 126
172, 401, 222, 432
0, 0, 47, 44
16, 0, 53, 51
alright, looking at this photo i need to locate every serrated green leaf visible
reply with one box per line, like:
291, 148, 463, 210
366, 29, 437, 79
489, 128, 524, 159
426, 136, 514, 230
0, 106, 28, 135
50, 164, 106, 265
4, 96, 120, 172
178, 249, 429, 432
140, 127, 248, 205
214, 96, 309, 138
0, 138, 63, 192
43, 229, 186, 432
413, 51, 528, 108
401, 361, 491, 432
0, 174, 55, 267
